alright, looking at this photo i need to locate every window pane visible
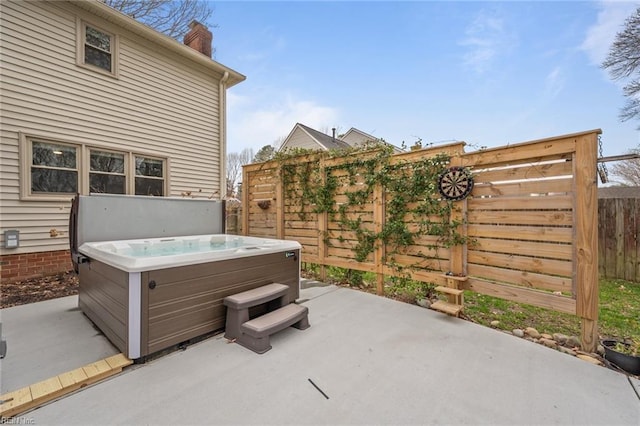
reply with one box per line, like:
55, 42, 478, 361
85, 26, 110, 51
90, 174, 126, 194
91, 151, 124, 173
31, 169, 77, 193
135, 177, 164, 196
85, 46, 111, 71
135, 157, 164, 177
32, 142, 76, 168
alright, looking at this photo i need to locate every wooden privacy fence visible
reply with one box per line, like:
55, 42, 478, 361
242, 130, 601, 351
598, 197, 639, 282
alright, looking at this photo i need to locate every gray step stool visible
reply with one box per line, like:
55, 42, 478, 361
224, 283, 309, 354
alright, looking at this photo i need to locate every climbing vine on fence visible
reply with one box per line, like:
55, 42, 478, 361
276, 142, 471, 272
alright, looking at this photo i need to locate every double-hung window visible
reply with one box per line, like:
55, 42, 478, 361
20, 135, 167, 200
89, 150, 126, 194
135, 157, 165, 196
30, 141, 79, 194
77, 20, 118, 77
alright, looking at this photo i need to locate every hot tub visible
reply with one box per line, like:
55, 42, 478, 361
70, 195, 301, 360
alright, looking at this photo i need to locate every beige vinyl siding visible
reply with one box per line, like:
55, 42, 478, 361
340, 132, 370, 146
282, 127, 322, 151
0, 0, 225, 254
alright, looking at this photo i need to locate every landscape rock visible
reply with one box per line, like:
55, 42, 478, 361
490, 320, 500, 328
566, 336, 581, 348
525, 327, 540, 339
552, 333, 568, 344
577, 354, 603, 366
513, 329, 525, 338
416, 299, 431, 308
541, 333, 553, 340
558, 346, 577, 356
540, 338, 558, 348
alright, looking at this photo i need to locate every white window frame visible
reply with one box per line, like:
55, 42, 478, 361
76, 18, 119, 78
19, 133, 168, 201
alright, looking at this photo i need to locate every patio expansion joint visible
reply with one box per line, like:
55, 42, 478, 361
0, 353, 132, 419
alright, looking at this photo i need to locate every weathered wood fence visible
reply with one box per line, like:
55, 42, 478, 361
242, 130, 601, 350
598, 197, 639, 282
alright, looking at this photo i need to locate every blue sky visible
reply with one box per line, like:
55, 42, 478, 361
212, 1, 640, 159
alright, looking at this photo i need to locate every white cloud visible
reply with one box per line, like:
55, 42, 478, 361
226, 91, 339, 153
581, 1, 639, 66
459, 9, 513, 73
544, 66, 564, 99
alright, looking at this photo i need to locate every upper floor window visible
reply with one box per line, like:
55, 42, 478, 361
77, 20, 118, 77
85, 25, 112, 71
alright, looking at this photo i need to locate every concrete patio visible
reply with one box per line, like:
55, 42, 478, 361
1, 280, 638, 425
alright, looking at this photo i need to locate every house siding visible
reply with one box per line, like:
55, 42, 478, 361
281, 128, 322, 151
341, 131, 372, 146
0, 1, 227, 260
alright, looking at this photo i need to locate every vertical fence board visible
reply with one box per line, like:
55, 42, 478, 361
624, 199, 638, 281
615, 199, 625, 279
597, 199, 606, 277
598, 197, 639, 282
603, 199, 617, 278
635, 199, 640, 282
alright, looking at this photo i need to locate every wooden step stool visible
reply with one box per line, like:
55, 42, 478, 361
431, 274, 467, 317
224, 283, 310, 354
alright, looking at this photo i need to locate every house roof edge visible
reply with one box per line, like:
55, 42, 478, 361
70, 0, 246, 87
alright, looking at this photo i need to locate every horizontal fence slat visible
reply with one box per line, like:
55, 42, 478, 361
467, 224, 573, 244
472, 177, 573, 197
467, 278, 576, 314
468, 194, 573, 210
467, 250, 572, 277
461, 135, 579, 168
471, 238, 572, 261
472, 160, 573, 183
467, 210, 573, 226
468, 264, 572, 293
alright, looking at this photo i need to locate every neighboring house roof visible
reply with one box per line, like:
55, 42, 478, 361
279, 123, 402, 153
598, 186, 640, 198
340, 127, 378, 146
279, 123, 351, 152
72, 0, 245, 87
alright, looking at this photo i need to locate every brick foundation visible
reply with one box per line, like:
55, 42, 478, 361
0, 250, 73, 283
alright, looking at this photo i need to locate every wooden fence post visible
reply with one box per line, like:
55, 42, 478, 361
318, 157, 327, 281
276, 164, 284, 239
242, 166, 249, 236
373, 175, 385, 295
575, 132, 600, 352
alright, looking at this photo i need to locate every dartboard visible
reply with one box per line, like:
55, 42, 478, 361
438, 167, 473, 201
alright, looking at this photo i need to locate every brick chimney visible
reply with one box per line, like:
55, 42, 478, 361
183, 20, 212, 57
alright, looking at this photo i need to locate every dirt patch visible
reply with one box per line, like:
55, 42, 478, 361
1, 271, 78, 309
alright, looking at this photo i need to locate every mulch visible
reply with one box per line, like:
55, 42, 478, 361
0, 271, 79, 309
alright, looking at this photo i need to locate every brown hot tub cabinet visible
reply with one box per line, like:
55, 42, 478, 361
70, 195, 302, 360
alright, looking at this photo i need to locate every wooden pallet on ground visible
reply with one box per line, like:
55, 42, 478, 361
0, 353, 132, 418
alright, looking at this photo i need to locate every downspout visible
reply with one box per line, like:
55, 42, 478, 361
219, 71, 229, 199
